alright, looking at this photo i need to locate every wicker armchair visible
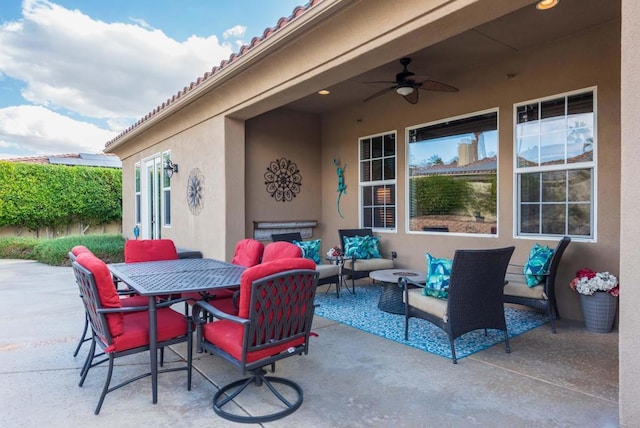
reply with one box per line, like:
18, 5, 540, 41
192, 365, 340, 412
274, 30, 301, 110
339, 228, 397, 293
402, 246, 514, 364
503, 237, 571, 333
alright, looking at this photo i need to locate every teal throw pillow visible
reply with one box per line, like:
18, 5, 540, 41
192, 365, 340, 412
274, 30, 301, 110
343, 235, 381, 260
423, 253, 452, 300
293, 239, 321, 264
523, 243, 554, 287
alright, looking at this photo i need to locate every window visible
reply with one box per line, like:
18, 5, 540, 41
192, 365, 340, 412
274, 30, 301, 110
359, 132, 396, 230
134, 162, 141, 225
161, 151, 172, 227
514, 89, 595, 238
407, 110, 498, 235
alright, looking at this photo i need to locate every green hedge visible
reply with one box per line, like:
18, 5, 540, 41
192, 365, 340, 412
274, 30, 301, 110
0, 162, 122, 233
412, 175, 472, 216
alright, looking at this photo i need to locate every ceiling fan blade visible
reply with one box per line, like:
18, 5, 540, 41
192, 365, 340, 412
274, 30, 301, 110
363, 86, 396, 103
402, 88, 419, 104
420, 79, 459, 92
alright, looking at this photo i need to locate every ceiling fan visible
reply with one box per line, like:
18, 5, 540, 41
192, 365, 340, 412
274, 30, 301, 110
363, 57, 458, 104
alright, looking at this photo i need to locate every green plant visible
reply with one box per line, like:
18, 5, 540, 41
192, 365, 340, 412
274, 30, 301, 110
412, 175, 472, 216
33, 234, 126, 266
0, 235, 125, 266
0, 237, 39, 260
0, 161, 122, 235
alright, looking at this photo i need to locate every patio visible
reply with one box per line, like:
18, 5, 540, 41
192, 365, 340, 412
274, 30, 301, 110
0, 259, 618, 427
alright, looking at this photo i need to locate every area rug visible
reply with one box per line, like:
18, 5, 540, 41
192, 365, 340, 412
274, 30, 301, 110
314, 284, 549, 361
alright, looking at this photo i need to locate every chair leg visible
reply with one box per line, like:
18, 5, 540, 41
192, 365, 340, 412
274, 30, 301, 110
404, 315, 410, 341
503, 329, 511, 354
160, 347, 164, 367
94, 354, 115, 415
187, 318, 193, 391
73, 315, 90, 357
79, 338, 96, 386
449, 336, 457, 364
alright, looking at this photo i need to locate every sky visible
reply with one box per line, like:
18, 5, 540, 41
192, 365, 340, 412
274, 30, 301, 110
0, 0, 305, 159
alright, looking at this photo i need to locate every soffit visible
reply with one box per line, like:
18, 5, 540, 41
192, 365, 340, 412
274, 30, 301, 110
285, 0, 620, 114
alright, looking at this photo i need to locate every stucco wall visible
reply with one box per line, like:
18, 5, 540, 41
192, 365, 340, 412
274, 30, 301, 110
619, 0, 640, 424
245, 108, 322, 241
321, 20, 621, 322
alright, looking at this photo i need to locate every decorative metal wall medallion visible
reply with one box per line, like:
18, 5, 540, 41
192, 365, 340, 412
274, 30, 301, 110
264, 158, 302, 202
187, 168, 204, 215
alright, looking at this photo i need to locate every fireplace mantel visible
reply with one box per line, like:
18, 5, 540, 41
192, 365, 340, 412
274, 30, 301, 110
252, 220, 317, 241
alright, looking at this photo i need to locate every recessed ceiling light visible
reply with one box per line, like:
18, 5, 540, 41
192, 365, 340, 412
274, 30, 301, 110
536, 0, 559, 10
318, 90, 330, 95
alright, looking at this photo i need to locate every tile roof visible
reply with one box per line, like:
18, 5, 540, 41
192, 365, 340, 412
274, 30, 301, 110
105, 0, 323, 150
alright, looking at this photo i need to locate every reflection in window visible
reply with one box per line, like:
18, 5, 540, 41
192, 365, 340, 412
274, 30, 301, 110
360, 132, 396, 230
407, 110, 498, 235
515, 89, 595, 238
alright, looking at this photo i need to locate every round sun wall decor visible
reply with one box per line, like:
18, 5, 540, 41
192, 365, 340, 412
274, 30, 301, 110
264, 158, 302, 202
187, 168, 204, 215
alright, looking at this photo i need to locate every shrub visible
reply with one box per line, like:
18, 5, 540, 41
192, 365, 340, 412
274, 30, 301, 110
0, 235, 125, 266
34, 234, 126, 266
412, 175, 472, 216
0, 237, 39, 260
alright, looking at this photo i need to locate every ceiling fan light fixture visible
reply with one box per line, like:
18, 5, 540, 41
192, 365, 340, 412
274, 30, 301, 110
396, 86, 415, 96
536, 0, 559, 10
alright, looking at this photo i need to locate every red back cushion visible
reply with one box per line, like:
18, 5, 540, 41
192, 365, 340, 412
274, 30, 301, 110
238, 257, 315, 318
71, 245, 94, 256
261, 241, 302, 263
231, 239, 264, 267
75, 252, 124, 337
124, 239, 178, 263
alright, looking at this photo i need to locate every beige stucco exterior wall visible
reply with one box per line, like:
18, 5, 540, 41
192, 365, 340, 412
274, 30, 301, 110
245, 109, 322, 240
321, 20, 621, 322
619, 0, 639, 424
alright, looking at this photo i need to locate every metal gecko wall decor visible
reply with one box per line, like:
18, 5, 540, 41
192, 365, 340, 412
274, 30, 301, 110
264, 158, 302, 202
334, 159, 347, 218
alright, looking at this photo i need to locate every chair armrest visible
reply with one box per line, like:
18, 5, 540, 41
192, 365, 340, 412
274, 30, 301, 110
98, 305, 149, 314
399, 276, 427, 290
192, 300, 249, 326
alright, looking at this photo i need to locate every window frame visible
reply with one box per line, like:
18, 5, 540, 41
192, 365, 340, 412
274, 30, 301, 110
405, 108, 500, 237
513, 87, 597, 241
358, 130, 397, 232
161, 151, 172, 228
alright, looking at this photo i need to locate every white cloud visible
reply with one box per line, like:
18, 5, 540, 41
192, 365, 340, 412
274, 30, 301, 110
223, 25, 246, 40
0, 0, 235, 137
0, 105, 117, 158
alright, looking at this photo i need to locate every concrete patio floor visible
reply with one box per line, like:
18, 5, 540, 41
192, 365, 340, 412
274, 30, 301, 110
0, 259, 619, 427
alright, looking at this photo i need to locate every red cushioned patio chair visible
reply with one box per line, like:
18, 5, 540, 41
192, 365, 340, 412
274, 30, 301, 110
192, 258, 318, 423
72, 252, 192, 415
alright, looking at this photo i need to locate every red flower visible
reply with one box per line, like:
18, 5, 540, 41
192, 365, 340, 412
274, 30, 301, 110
575, 268, 597, 279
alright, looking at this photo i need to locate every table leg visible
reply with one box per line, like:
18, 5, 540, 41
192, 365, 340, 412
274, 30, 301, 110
148, 296, 158, 404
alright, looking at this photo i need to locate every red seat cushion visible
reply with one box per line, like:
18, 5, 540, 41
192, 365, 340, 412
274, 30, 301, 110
106, 307, 187, 353
202, 257, 315, 362
75, 253, 124, 337
231, 239, 264, 267
120, 295, 149, 307
261, 242, 303, 263
124, 239, 178, 263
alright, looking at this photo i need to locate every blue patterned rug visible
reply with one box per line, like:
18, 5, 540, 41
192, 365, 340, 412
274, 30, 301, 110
314, 284, 548, 361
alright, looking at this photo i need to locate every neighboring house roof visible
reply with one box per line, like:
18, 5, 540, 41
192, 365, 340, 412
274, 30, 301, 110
3, 153, 122, 168
410, 156, 497, 177
105, 0, 323, 150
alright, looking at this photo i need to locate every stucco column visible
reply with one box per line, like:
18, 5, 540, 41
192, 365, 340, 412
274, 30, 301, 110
619, 0, 640, 425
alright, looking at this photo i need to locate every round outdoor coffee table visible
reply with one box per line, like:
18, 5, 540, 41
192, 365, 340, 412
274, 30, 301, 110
369, 269, 427, 315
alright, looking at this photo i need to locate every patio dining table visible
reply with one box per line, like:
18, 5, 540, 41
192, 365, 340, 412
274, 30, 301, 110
108, 258, 245, 404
